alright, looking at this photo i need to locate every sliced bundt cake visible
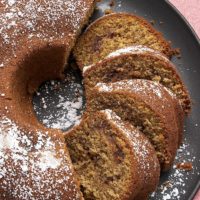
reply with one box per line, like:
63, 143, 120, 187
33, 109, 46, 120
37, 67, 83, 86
65, 110, 160, 200
83, 45, 191, 114
74, 13, 174, 68
87, 79, 184, 171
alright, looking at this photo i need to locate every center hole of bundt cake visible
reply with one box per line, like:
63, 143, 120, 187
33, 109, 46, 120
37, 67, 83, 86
33, 66, 85, 131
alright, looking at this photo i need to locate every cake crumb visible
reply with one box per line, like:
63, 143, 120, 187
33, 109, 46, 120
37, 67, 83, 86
163, 181, 173, 188
104, 9, 114, 15
173, 48, 181, 56
150, 20, 156, 25
176, 162, 193, 171
109, 0, 115, 7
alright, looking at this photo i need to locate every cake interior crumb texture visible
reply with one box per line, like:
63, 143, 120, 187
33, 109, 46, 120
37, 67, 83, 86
66, 116, 133, 200
74, 13, 174, 68
86, 80, 181, 171
83, 47, 191, 114
89, 94, 167, 168
65, 110, 160, 200
65, 109, 160, 200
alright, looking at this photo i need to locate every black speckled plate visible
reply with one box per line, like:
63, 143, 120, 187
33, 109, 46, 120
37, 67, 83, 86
33, 0, 200, 199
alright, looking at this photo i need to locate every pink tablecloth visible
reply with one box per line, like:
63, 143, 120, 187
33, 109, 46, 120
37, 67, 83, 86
169, 1, 200, 199
169, 0, 200, 38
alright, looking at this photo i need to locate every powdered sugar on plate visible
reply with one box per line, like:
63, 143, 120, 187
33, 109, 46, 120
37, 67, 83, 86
33, 67, 85, 131
150, 136, 200, 200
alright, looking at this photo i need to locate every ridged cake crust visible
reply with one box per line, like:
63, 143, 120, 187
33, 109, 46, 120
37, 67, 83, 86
73, 13, 174, 69
65, 110, 160, 200
87, 79, 183, 171
83, 45, 191, 114
0, 0, 96, 199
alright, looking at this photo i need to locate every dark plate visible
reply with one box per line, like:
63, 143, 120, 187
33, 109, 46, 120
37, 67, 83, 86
33, 0, 200, 199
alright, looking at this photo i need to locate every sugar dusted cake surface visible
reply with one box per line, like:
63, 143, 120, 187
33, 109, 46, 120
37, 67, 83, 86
0, 117, 81, 200
87, 79, 183, 171
102, 109, 159, 175
96, 79, 166, 100
83, 45, 169, 74
106, 45, 168, 60
0, 0, 94, 67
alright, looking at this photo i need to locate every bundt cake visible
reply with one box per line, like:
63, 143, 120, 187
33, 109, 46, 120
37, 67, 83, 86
87, 79, 184, 171
83, 45, 191, 114
0, 0, 96, 199
0, 0, 189, 198
73, 13, 174, 69
65, 109, 160, 200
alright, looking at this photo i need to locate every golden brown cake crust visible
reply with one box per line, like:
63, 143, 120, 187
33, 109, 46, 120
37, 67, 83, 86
73, 13, 175, 69
87, 79, 182, 171
0, 0, 96, 199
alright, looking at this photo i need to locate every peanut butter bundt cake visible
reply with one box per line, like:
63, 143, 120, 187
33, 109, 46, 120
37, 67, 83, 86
0, 0, 96, 199
73, 13, 174, 69
83, 45, 191, 114
87, 79, 184, 171
65, 110, 160, 200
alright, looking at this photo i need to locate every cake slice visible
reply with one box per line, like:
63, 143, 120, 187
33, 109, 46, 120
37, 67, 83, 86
65, 110, 160, 200
83, 45, 191, 114
74, 13, 174, 68
86, 79, 184, 171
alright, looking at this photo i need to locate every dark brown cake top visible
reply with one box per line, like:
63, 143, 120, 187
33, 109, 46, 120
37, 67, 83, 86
0, 0, 94, 67
0, 116, 81, 199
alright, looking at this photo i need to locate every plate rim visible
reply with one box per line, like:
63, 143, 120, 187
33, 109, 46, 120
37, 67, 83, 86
165, 0, 200, 44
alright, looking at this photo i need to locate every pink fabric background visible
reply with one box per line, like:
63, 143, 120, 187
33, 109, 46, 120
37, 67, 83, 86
169, 1, 200, 199
169, 0, 200, 38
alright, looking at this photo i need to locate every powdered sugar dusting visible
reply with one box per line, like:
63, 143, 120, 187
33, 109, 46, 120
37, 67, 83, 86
33, 68, 85, 131
96, 79, 165, 99
150, 137, 200, 200
107, 45, 162, 58
7, 0, 15, 6
37, 150, 62, 171
0, 116, 81, 199
102, 109, 159, 176
83, 45, 169, 74
0, 0, 93, 66
83, 64, 94, 74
